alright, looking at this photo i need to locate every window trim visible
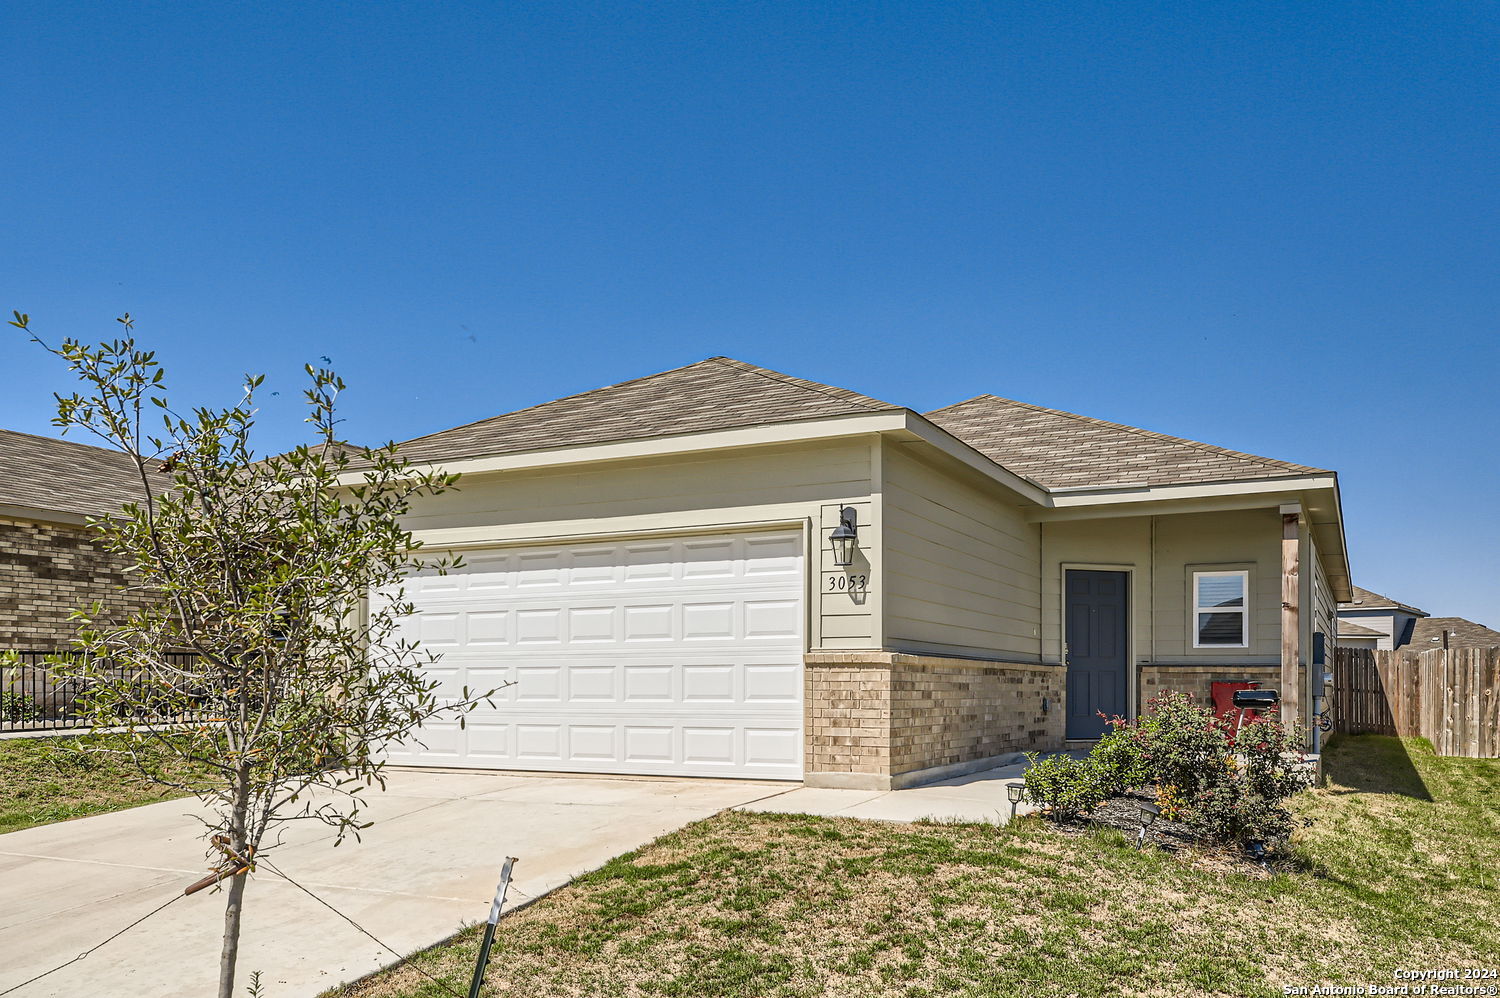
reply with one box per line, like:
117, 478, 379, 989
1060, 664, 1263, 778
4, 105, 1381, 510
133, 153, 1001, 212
1191, 568, 1251, 650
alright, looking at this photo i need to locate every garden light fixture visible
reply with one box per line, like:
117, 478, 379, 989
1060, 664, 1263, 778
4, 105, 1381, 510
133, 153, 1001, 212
829, 506, 859, 567
1136, 801, 1160, 849
1006, 782, 1024, 820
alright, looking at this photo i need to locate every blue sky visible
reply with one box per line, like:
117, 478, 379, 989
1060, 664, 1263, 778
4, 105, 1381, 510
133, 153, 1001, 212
2, 2, 1496, 622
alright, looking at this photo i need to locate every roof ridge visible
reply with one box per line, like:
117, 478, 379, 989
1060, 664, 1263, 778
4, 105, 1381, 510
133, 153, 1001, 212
706, 357, 892, 412
936, 394, 1326, 476
925, 393, 991, 415
394, 357, 723, 449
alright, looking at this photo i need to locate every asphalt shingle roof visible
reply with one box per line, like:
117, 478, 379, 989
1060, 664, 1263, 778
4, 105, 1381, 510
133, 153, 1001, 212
1337, 621, 1385, 638
1339, 585, 1428, 617
390, 357, 901, 465
0, 429, 150, 520
1408, 617, 1500, 652
923, 395, 1328, 491
378, 356, 1329, 497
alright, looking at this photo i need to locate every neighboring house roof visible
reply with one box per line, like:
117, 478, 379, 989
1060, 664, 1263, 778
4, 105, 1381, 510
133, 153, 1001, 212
1338, 585, 1428, 617
1337, 621, 1384, 638
923, 395, 1328, 491
388, 357, 902, 466
0, 428, 150, 521
1408, 617, 1500, 652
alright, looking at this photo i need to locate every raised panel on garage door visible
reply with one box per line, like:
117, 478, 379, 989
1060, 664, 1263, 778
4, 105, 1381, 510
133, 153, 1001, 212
380, 529, 805, 779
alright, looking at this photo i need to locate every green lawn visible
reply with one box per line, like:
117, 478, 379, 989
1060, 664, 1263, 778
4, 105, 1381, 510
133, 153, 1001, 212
0, 732, 216, 834
332, 735, 1500, 998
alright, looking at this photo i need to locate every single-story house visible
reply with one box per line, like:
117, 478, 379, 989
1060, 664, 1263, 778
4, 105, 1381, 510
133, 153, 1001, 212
1407, 616, 1500, 653
0, 429, 154, 649
1336, 585, 1428, 651
369, 357, 1351, 789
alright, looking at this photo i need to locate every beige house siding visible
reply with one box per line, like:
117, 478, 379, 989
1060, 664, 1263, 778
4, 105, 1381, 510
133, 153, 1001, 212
1310, 532, 1336, 658
400, 437, 878, 650
1039, 507, 1289, 714
1152, 508, 1283, 665
879, 441, 1041, 661
1039, 515, 1152, 668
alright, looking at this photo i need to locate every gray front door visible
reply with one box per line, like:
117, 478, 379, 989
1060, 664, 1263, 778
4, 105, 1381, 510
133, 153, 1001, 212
1065, 569, 1129, 739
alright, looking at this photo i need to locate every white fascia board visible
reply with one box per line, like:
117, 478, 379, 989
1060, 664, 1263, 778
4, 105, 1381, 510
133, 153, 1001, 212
1043, 474, 1340, 509
895, 412, 1051, 505
1024, 492, 1306, 523
0, 502, 94, 527
1319, 475, 1354, 603
336, 410, 911, 484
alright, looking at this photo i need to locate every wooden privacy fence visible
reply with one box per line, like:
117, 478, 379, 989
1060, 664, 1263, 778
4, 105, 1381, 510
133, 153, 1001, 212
1330, 646, 1500, 758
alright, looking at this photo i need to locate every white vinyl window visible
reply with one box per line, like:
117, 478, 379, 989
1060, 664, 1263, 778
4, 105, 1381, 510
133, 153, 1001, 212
1192, 570, 1250, 648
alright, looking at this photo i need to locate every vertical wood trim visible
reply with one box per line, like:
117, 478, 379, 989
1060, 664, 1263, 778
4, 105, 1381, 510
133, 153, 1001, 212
1299, 524, 1314, 744
1280, 511, 1301, 738
868, 434, 886, 650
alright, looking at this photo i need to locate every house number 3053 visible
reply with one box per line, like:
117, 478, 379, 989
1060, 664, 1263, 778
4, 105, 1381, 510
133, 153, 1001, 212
828, 574, 869, 593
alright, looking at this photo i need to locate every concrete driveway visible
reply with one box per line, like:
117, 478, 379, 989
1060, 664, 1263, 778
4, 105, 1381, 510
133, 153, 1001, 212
0, 770, 784, 997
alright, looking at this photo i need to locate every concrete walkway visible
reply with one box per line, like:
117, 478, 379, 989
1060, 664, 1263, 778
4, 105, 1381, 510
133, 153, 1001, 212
0, 770, 783, 997
739, 760, 1037, 824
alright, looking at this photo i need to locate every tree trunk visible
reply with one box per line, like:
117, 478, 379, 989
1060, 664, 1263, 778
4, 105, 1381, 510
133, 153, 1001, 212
218, 870, 249, 998
218, 764, 253, 998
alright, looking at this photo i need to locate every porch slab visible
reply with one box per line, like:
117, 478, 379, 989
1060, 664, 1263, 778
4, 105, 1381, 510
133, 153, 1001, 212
738, 760, 1036, 825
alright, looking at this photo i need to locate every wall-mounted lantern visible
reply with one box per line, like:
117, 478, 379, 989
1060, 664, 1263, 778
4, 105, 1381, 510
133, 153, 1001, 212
829, 506, 859, 568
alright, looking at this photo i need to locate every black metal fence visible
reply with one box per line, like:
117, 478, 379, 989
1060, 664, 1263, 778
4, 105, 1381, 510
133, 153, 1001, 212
1, 650, 205, 734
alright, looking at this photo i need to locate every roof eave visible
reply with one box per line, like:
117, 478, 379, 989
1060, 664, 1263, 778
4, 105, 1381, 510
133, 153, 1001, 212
0, 501, 98, 527
336, 409, 915, 485
1027, 472, 1352, 603
1040, 473, 1340, 507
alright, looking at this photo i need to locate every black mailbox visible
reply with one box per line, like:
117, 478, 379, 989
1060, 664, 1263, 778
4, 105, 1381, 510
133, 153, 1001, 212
1232, 689, 1280, 711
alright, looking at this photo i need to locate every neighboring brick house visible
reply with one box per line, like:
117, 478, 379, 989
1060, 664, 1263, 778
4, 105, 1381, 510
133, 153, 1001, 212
0, 429, 155, 648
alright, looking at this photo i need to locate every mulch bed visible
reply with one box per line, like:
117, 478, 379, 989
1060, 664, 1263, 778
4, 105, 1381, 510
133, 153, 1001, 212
1039, 789, 1298, 875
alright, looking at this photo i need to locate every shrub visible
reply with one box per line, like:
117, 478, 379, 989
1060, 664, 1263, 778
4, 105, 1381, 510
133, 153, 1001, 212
1236, 714, 1311, 802
1200, 713, 1315, 845
1133, 691, 1232, 807
1022, 752, 1111, 820
1090, 722, 1152, 795
1, 691, 40, 724
1076, 692, 1314, 850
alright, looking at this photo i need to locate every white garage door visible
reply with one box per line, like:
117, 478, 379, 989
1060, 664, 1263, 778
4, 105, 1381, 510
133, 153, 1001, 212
382, 530, 805, 779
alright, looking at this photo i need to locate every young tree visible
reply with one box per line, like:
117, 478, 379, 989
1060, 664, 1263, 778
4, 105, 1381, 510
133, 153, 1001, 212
8, 312, 495, 998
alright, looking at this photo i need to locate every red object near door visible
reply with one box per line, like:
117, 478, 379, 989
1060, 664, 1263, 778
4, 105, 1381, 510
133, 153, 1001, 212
1211, 680, 1261, 736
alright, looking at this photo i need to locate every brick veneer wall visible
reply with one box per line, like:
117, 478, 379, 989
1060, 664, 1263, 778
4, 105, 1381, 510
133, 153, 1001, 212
0, 516, 153, 646
804, 651, 1066, 789
1139, 664, 1310, 726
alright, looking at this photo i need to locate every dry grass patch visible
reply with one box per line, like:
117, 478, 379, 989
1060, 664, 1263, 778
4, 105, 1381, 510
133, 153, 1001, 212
331, 737, 1500, 998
